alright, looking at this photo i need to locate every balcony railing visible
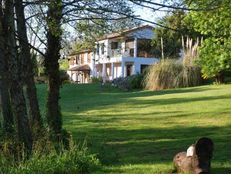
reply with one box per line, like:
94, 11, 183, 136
110, 49, 122, 57
110, 49, 134, 58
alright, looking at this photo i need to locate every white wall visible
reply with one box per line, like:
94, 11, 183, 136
113, 63, 122, 79
67, 51, 95, 81
126, 57, 159, 74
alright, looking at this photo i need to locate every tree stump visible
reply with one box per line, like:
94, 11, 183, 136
173, 137, 214, 174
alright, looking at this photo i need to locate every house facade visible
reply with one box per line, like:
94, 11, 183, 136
67, 25, 159, 83
67, 50, 94, 83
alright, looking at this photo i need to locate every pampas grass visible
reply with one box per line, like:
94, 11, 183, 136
143, 37, 202, 90
143, 59, 201, 90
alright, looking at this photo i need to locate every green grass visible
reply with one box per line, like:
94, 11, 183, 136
37, 83, 231, 174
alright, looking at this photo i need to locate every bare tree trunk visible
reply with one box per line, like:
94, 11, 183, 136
15, 0, 42, 133
4, 0, 32, 152
45, 0, 63, 140
215, 72, 225, 84
0, 3, 14, 134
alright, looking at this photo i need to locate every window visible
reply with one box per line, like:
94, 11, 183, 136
75, 55, 79, 64
129, 48, 134, 57
111, 42, 119, 49
125, 40, 134, 49
80, 54, 84, 64
101, 43, 105, 55
69, 58, 74, 65
96, 44, 99, 55
126, 64, 132, 76
87, 53, 91, 63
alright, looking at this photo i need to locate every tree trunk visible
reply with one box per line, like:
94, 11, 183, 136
45, 0, 63, 140
4, 0, 32, 152
0, 1, 14, 134
215, 72, 225, 84
15, 0, 42, 133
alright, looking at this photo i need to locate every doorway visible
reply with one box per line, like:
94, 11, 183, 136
126, 64, 132, 76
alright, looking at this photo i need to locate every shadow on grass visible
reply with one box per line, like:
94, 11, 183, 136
59, 84, 231, 114
124, 86, 216, 97
69, 124, 231, 174
55, 84, 231, 173
212, 167, 231, 174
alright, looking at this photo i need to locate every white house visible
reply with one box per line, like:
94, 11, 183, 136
67, 25, 159, 83
67, 49, 94, 83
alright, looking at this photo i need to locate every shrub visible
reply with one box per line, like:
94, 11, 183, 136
91, 77, 103, 83
13, 146, 100, 174
112, 74, 144, 91
0, 137, 101, 174
130, 74, 144, 89
143, 59, 201, 90
60, 70, 69, 83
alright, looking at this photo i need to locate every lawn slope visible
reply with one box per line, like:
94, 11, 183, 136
37, 84, 231, 174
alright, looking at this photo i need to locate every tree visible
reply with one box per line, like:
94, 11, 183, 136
151, 10, 199, 58
3, 0, 33, 152
0, 1, 14, 135
44, 0, 63, 141
27, 0, 138, 140
15, 0, 43, 133
185, 0, 231, 83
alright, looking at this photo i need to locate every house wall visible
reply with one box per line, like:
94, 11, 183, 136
113, 63, 122, 79
127, 28, 154, 39
95, 28, 155, 61
67, 51, 95, 82
68, 26, 159, 82
123, 57, 158, 74
66, 71, 78, 82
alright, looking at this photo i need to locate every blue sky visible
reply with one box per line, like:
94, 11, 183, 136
135, 6, 165, 23
132, 1, 167, 26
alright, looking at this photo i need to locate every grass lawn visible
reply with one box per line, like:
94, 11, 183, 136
37, 83, 231, 174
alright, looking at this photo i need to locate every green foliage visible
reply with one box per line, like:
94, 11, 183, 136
59, 59, 69, 71
0, 139, 100, 174
152, 10, 199, 58
129, 74, 144, 89
186, 0, 231, 81
59, 70, 69, 84
186, 0, 230, 37
112, 74, 144, 91
143, 59, 201, 90
91, 77, 103, 83
47, 0, 63, 37
197, 38, 231, 79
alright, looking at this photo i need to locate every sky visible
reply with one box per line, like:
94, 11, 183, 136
132, 1, 167, 26
134, 6, 166, 24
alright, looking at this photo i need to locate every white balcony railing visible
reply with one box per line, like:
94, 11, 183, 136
110, 49, 122, 57
110, 49, 133, 58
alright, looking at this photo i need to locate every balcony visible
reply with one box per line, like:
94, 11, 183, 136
109, 49, 134, 58
111, 49, 122, 57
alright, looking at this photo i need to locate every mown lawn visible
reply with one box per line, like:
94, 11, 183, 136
37, 83, 231, 174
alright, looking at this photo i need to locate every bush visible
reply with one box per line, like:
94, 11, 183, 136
91, 77, 102, 83
60, 70, 69, 83
13, 147, 100, 174
143, 59, 201, 90
0, 140, 100, 174
112, 74, 144, 91
130, 74, 144, 89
